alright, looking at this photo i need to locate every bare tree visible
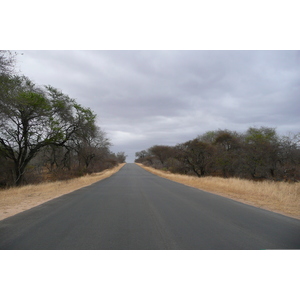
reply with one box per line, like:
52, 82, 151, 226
148, 145, 174, 167
72, 126, 111, 169
176, 139, 215, 177
116, 152, 127, 163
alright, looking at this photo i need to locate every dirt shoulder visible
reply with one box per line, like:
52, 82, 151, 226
0, 163, 125, 221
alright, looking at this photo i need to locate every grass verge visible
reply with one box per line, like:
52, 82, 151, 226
136, 163, 300, 220
0, 163, 126, 221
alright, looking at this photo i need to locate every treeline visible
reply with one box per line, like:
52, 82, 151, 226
0, 51, 126, 187
135, 127, 300, 182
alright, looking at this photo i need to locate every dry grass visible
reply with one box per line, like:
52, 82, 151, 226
137, 163, 300, 220
0, 163, 126, 221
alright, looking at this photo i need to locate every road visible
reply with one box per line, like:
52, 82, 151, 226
0, 163, 299, 249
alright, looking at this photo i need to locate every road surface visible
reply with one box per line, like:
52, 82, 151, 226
0, 163, 299, 249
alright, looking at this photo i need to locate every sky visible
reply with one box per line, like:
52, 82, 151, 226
3, 1, 300, 295
14, 50, 300, 162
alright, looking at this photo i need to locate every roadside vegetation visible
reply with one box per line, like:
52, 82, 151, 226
137, 164, 300, 219
135, 126, 300, 219
0, 163, 125, 221
135, 127, 300, 182
0, 51, 127, 188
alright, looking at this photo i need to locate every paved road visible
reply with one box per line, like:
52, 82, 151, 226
0, 163, 299, 250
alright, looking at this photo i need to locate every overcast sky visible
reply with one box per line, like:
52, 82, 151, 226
15, 50, 300, 162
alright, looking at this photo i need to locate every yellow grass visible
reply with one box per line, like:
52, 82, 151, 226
0, 163, 126, 221
137, 163, 300, 220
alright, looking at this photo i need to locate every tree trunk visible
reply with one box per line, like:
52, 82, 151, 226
15, 164, 26, 186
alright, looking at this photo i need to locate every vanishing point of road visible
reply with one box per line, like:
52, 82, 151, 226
0, 163, 299, 250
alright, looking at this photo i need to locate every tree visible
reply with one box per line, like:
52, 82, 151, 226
0, 50, 17, 75
198, 130, 219, 144
213, 130, 242, 177
71, 124, 111, 169
243, 127, 280, 179
136, 127, 300, 182
135, 150, 151, 163
148, 145, 174, 167
176, 139, 215, 177
116, 152, 127, 163
277, 133, 300, 181
0, 74, 97, 185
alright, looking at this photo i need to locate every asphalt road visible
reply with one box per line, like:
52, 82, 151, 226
0, 163, 299, 250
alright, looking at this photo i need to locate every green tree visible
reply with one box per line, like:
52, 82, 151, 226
213, 130, 242, 177
243, 127, 279, 179
0, 74, 97, 185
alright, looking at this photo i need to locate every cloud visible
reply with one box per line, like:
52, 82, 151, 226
16, 50, 300, 162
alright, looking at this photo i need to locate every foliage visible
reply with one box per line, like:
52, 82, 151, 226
0, 72, 126, 186
135, 127, 300, 182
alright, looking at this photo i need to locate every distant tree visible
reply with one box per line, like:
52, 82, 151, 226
0, 74, 97, 185
138, 127, 300, 182
176, 139, 215, 177
277, 133, 300, 181
135, 150, 149, 159
213, 130, 242, 177
214, 130, 240, 151
197, 130, 219, 144
243, 127, 280, 179
148, 145, 174, 167
135, 150, 150, 163
116, 152, 127, 163
71, 124, 111, 169
103, 152, 119, 169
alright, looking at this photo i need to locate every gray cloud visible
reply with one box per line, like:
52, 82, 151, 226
16, 50, 300, 162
